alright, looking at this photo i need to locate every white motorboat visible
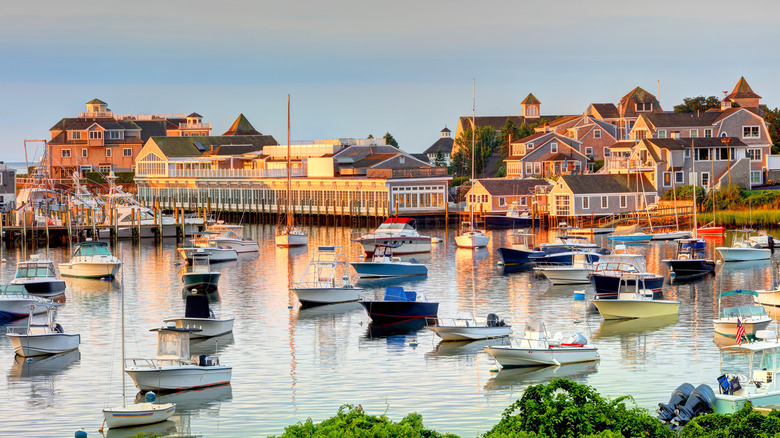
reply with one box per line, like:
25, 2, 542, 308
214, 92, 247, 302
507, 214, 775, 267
426, 313, 511, 341
6, 302, 80, 357
125, 325, 232, 392
589, 245, 664, 299
103, 264, 175, 429
455, 226, 490, 249
713, 290, 771, 338
649, 229, 692, 240
484, 321, 599, 368
716, 229, 771, 262
59, 240, 122, 279
163, 294, 234, 339
193, 224, 259, 253
748, 231, 775, 249
291, 246, 363, 307
10, 254, 66, 297
0, 284, 52, 322
349, 244, 427, 278
591, 273, 679, 320
352, 217, 432, 255
533, 252, 592, 285
178, 244, 238, 264
181, 251, 221, 293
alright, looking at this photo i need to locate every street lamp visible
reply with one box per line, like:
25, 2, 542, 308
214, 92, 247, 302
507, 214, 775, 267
721, 136, 732, 186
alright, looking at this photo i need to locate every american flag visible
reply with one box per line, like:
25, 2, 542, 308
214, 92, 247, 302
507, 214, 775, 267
736, 318, 745, 346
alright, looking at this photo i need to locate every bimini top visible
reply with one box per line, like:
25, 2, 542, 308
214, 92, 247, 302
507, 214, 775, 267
718, 289, 759, 299
383, 286, 417, 302
383, 217, 415, 224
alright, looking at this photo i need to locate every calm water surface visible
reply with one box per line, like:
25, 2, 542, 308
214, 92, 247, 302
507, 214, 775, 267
3, 225, 780, 437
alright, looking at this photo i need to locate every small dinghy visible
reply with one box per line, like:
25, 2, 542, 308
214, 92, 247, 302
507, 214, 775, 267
484, 321, 598, 368
426, 312, 511, 341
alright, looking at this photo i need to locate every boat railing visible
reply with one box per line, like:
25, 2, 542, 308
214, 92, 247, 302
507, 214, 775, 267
125, 358, 189, 369
427, 317, 478, 327
510, 337, 547, 349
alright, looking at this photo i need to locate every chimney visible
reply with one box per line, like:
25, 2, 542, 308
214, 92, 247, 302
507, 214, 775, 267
543, 123, 549, 133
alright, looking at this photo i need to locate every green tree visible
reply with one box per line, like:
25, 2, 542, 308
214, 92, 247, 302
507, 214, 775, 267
499, 118, 522, 159
763, 106, 780, 154
453, 127, 500, 178
448, 150, 467, 178
367, 133, 374, 139
383, 132, 399, 148
434, 148, 446, 167
673, 96, 721, 113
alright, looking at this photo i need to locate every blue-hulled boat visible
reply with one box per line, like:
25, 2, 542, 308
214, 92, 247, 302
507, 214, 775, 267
528, 248, 607, 265
359, 286, 438, 325
589, 246, 664, 299
662, 238, 716, 277
497, 231, 543, 265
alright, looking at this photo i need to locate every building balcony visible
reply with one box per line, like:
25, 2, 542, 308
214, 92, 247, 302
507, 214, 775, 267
367, 167, 449, 179
80, 111, 114, 118
160, 167, 307, 179
178, 122, 211, 129
608, 159, 655, 171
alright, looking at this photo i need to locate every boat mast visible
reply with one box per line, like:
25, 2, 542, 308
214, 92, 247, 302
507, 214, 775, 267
669, 151, 680, 231
691, 139, 698, 238
471, 79, 476, 230
286, 95, 292, 228
120, 252, 126, 407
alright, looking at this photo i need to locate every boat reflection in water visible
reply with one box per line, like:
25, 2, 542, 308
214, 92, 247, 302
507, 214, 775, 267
484, 361, 600, 392
8, 349, 81, 378
189, 332, 235, 356
500, 264, 535, 275
136, 383, 233, 412
593, 314, 679, 340
426, 338, 509, 359
103, 420, 176, 438
366, 319, 429, 339
296, 301, 364, 320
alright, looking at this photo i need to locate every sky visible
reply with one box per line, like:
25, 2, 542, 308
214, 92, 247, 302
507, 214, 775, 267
2, 0, 779, 162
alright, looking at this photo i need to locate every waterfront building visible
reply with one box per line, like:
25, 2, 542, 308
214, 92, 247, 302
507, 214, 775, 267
463, 178, 551, 214
533, 115, 619, 162
46, 99, 211, 179
134, 121, 450, 217
504, 130, 588, 178
422, 127, 454, 166
547, 174, 656, 219
0, 164, 16, 213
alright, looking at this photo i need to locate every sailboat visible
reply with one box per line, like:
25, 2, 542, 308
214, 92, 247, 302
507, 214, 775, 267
102, 264, 175, 429
697, 144, 725, 236
275, 95, 308, 248
455, 80, 490, 249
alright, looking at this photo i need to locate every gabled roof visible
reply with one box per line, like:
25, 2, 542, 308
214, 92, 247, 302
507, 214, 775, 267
521, 93, 541, 105
560, 174, 655, 195
641, 112, 721, 128
588, 103, 620, 119
86, 98, 107, 105
620, 86, 658, 105
546, 115, 582, 128
423, 137, 454, 155
476, 178, 551, 196
411, 153, 430, 163
187, 112, 202, 118
727, 77, 761, 100
591, 119, 618, 138
606, 141, 637, 150
151, 135, 278, 158
441, 126, 451, 133
350, 153, 400, 168
223, 114, 261, 136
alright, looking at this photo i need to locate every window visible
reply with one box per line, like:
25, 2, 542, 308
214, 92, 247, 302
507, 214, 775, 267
71, 132, 82, 140
748, 149, 762, 161
657, 130, 666, 139
62, 149, 71, 158
690, 129, 698, 138
601, 196, 608, 209
704, 129, 712, 138
109, 131, 120, 139
123, 148, 132, 157
81, 148, 88, 157
89, 131, 102, 139
106, 148, 112, 157
702, 172, 710, 188
550, 143, 558, 153
527, 143, 534, 150
519, 197, 527, 206
684, 149, 691, 158
585, 147, 593, 156
743, 126, 760, 138
594, 129, 602, 139
751, 171, 762, 184
675, 172, 684, 184
635, 102, 653, 112
534, 162, 541, 174
525, 162, 532, 175
663, 172, 671, 187
498, 197, 505, 207
603, 147, 610, 157
582, 196, 590, 210
619, 195, 627, 208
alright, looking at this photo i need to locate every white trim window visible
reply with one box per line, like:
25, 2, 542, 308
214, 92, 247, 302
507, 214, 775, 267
526, 162, 533, 175
657, 130, 666, 139
594, 129, 602, 139
109, 131, 120, 139
81, 148, 88, 157
106, 148, 112, 157
62, 149, 71, 158
89, 131, 103, 139
585, 147, 593, 155
550, 142, 558, 153
743, 126, 760, 138
603, 147, 610, 157
71, 132, 82, 140
748, 148, 762, 161
534, 162, 541, 174
519, 196, 527, 206
635, 103, 653, 112
123, 148, 132, 157
704, 129, 712, 138
702, 172, 710, 188
684, 149, 691, 158
690, 129, 698, 138
582, 196, 590, 210
619, 195, 627, 208
498, 197, 505, 207
675, 171, 684, 184
751, 171, 762, 184
663, 172, 671, 187
601, 196, 608, 209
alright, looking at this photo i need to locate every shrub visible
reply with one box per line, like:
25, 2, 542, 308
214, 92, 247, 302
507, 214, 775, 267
450, 176, 470, 187
680, 402, 780, 438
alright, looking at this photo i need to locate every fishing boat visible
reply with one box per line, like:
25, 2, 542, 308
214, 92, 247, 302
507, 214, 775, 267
455, 81, 490, 249
748, 231, 775, 249
589, 245, 664, 299
177, 244, 238, 264
102, 265, 175, 430
192, 224, 259, 254
662, 238, 716, 277
496, 231, 543, 266
713, 290, 771, 338
275, 95, 309, 248
349, 244, 427, 278
6, 302, 80, 357
533, 251, 593, 285
163, 294, 233, 339
425, 313, 511, 341
352, 217, 432, 256
606, 224, 652, 243
125, 325, 232, 392
291, 246, 363, 307
181, 251, 221, 293
716, 229, 771, 262
359, 286, 438, 325
10, 255, 66, 297
0, 284, 52, 322
591, 273, 679, 319
483, 202, 534, 229
59, 240, 122, 279
484, 321, 599, 368
528, 244, 606, 265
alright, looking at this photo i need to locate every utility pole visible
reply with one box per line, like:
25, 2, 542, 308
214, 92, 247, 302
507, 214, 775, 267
721, 137, 732, 186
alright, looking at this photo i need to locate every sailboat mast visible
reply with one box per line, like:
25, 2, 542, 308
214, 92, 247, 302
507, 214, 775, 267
471, 79, 476, 227
120, 252, 126, 407
691, 139, 698, 238
669, 151, 680, 231
287, 95, 292, 228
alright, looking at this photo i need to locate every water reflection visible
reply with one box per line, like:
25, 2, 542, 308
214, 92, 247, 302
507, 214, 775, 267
365, 320, 427, 339
8, 350, 81, 378
426, 338, 508, 359
593, 314, 679, 339
190, 333, 235, 356
102, 420, 177, 438
484, 362, 600, 392
296, 302, 363, 320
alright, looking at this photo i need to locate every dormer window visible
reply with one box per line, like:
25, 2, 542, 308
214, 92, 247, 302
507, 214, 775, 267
635, 103, 653, 112
109, 131, 120, 139
71, 132, 82, 140
89, 131, 102, 139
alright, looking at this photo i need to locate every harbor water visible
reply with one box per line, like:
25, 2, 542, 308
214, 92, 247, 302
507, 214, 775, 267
2, 225, 779, 437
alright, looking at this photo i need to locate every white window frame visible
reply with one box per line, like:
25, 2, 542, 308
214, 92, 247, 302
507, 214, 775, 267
123, 148, 132, 157
106, 148, 112, 157
71, 132, 82, 140
525, 162, 533, 175
704, 129, 712, 138
594, 129, 602, 139
684, 150, 691, 158
751, 171, 762, 184
601, 196, 608, 209
550, 142, 558, 153
603, 147, 610, 157
619, 195, 627, 208
675, 172, 684, 184
89, 131, 103, 139
585, 147, 593, 156
582, 196, 590, 210
748, 148, 762, 161
663, 172, 671, 187
498, 197, 505, 207
61, 149, 71, 158
534, 162, 541, 174
81, 148, 88, 157
519, 196, 528, 206
702, 172, 710, 188
109, 131, 120, 139
657, 130, 666, 139
690, 129, 698, 138
743, 126, 760, 139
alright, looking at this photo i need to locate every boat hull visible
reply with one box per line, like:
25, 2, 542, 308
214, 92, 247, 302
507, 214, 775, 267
755, 290, 780, 307
589, 274, 664, 299
591, 299, 679, 320
651, 231, 692, 240
0, 299, 49, 321
201, 239, 259, 254
291, 287, 363, 307
178, 248, 238, 263
483, 215, 533, 229
713, 319, 771, 337
455, 232, 490, 248
484, 345, 599, 368
426, 325, 511, 341
497, 248, 544, 265
359, 301, 439, 325
356, 238, 431, 256
607, 234, 653, 242
7, 333, 81, 357
181, 272, 221, 292
125, 365, 232, 392
716, 247, 771, 262
534, 267, 590, 284
162, 317, 234, 338
698, 226, 725, 235
714, 391, 780, 414
60, 261, 121, 279
274, 233, 308, 247
103, 403, 176, 429
662, 259, 716, 276
349, 262, 427, 278
10, 279, 66, 297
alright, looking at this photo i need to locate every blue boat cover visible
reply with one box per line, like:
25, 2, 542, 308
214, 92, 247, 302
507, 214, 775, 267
384, 286, 416, 302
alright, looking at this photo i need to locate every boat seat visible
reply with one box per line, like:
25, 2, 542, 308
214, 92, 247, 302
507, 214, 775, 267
717, 374, 730, 394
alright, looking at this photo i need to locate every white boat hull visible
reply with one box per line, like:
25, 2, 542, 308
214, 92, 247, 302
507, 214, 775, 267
291, 287, 363, 307
7, 333, 81, 357
534, 267, 590, 284
0, 298, 49, 320
484, 345, 599, 367
275, 232, 308, 247
426, 325, 511, 341
755, 289, 780, 307
203, 239, 259, 254
651, 231, 692, 240
162, 317, 234, 338
716, 247, 771, 262
103, 402, 176, 429
59, 261, 121, 279
178, 247, 238, 263
455, 233, 490, 248
357, 239, 431, 255
591, 299, 679, 320
125, 364, 232, 392
713, 319, 771, 337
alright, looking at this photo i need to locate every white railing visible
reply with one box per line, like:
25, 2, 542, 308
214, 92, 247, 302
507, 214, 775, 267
166, 168, 307, 178
80, 111, 113, 118
178, 122, 211, 129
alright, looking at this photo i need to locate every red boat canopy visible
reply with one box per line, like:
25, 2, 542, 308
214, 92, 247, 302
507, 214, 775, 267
383, 217, 414, 224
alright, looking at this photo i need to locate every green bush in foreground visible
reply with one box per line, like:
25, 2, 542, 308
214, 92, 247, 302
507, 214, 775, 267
679, 402, 780, 438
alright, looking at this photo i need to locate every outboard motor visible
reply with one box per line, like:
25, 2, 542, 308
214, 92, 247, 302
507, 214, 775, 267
769, 235, 775, 250
486, 313, 499, 327
671, 384, 716, 428
657, 383, 695, 422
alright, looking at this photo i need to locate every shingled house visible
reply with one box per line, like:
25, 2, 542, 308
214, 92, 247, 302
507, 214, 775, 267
423, 127, 455, 165
463, 178, 552, 214
547, 174, 656, 218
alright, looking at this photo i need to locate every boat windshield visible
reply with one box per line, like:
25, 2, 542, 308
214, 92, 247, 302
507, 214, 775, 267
720, 306, 768, 319
75, 243, 112, 257
15, 264, 56, 278
156, 331, 190, 360
520, 321, 548, 339
378, 222, 411, 231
